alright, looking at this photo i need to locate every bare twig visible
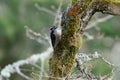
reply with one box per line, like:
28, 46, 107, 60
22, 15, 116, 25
25, 26, 51, 45
0, 47, 53, 79
35, 3, 56, 16
84, 32, 94, 40
53, 0, 64, 27
76, 52, 114, 80
15, 67, 33, 80
82, 15, 113, 40
86, 15, 113, 30
78, 1, 96, 34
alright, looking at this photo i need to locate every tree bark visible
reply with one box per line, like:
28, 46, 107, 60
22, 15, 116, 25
49, 0, 120, 80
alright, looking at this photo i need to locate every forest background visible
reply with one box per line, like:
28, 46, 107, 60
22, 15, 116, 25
0, 0, 120, 80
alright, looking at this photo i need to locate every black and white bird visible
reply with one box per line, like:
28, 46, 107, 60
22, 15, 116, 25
50, 26, 61, 48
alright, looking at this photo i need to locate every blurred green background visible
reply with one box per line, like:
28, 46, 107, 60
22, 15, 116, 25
0, 0, 120, 80
0, 0, 62, 68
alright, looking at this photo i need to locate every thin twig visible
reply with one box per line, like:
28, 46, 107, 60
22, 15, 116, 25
86, 15, 113, 30
1, 47, 53, 79
24, 26, 50, 45
15, 67, 33, 80
76, 52, 114, 79
35, 3, 56, 16
53, 0, 64, 27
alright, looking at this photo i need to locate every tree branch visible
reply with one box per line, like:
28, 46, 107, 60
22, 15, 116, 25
49, 0, 120, 80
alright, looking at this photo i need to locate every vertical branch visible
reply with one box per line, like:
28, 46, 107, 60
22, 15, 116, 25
49, 0, 83, 80
53, 0, 64, 27
78, 1, 96, 34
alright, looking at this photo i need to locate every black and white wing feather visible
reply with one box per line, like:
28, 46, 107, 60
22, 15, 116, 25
50, 31, 56, 47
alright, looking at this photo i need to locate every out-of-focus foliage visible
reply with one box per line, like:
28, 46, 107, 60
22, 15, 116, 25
80, 13, 120, 79
0, 0, 64, 67
82, 14, 120, 53
115, 0, 120, 2
91, 59, 112, 76
0, 0, 69, 79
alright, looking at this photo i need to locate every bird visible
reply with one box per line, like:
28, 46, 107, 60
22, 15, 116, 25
50, 26, 61, 48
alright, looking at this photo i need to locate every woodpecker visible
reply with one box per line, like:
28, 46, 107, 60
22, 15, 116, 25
50, 26, 61, 48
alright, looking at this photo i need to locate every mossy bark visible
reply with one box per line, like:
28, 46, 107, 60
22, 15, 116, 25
49, 3, 83, 79
49, 0, 120, 80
